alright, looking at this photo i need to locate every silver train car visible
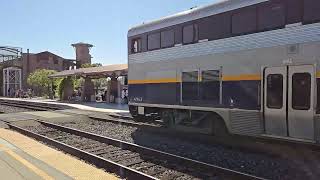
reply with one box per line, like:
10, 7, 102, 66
127, 0, 320, 144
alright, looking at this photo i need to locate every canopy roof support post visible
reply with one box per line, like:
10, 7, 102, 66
49, 78, 54, 99
82, 76, 94, 102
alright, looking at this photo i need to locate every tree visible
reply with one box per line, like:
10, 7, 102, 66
27, 69, 58, 96
57, 77, 75, 100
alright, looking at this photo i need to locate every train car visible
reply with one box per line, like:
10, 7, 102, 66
127, 0, 320, 144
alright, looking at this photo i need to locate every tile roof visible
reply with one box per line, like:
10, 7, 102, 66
49, 64, 128, 78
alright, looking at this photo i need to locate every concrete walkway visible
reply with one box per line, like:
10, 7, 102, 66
0, 128, 118, 180
0, 97, 129, 113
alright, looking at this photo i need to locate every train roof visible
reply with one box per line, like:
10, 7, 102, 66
128, 0, 268, 37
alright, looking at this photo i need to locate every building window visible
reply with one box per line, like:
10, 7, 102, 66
147, 32, 161, 50
54, 59, 58, 64
161, 29, 174, 48
201, 70, 220, 102
131, 38, 142, 53
258, 1, 285, 31
182, 71, 199, 101
183, 24, 198, 44
232, 6, 257, 35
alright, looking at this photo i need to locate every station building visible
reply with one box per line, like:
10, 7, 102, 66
49, 63, 128, 103
0, 43, 94, 96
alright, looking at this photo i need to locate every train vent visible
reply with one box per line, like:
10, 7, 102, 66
287, 44, 299, 54
229, 110, 263, 136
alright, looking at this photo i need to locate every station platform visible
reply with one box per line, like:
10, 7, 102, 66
0, 97, 129, 114
0, 128, 118, 180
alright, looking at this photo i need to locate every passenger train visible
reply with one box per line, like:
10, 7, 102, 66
127, 0, 320, 144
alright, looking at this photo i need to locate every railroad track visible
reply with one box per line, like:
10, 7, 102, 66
89, 113, 320, 153
8, 120, 264, 180
0, 100, 62, 111
89, 113, 164, 128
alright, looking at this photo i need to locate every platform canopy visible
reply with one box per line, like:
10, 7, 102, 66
0, 46, 22, 62
49, 64, 128, 78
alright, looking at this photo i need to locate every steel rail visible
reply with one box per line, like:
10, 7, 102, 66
37, 120, 265, 180
0, 101, 61, 111
89, 114, 161, 128
7, 123, 157, 180
89, 113, 320, 152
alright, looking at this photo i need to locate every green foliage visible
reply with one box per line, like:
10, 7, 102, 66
27, 69, 58, 96
81, 63, 102, 68
79, 63, 106, 91
74, 77, 84, 89
57, 78, 73, 99
93, 78, 108, 89
57, 77, 78, 99
57, 78, 66, 99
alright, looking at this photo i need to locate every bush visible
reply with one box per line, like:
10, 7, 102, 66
27, 69, 58, 97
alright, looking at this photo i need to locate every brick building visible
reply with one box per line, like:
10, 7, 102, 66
0, 50, 75, 96
21, 51, 75, 87
1, 43, 92, 96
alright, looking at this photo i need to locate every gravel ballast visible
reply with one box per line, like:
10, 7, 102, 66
57, 118, 308, 180
23, 124, 221, 179
0, 104, 33, 113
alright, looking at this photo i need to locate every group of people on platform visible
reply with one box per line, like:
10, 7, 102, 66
70, 89, 82, 101
96, 88, 128, 104
7, 88, 33, 98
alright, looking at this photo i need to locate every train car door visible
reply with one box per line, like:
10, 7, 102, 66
288, 65, 315, 140
264, 67, 287, 137
264, 65, 315, 140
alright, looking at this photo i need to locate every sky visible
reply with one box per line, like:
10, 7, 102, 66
1, 0, 216, 65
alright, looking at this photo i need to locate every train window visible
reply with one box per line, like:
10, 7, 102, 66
141, 35, 148, 52
258, 1, 285, 31
199, 13, 231, 41
317, 79, 320, 114
147, 32, 161, 50
232, 6, 257, 35
267, 74, 283, 109
292, 73, 311, 110
174, 26, 183, 44
287, 0, 302, 24
183, 24, 198, 44
131, 38, 142, 53
161, 29, 174, 48
303, 0, 320, 24
201, 70, 220, 101
182, 71, 199, 101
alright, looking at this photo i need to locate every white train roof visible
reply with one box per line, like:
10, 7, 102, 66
128, 0, 269, 37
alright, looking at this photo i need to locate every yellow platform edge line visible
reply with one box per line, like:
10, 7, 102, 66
0, 129, 118, 180
0, 146, 54, 180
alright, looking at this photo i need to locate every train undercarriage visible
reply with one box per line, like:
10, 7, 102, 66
129, 105, 229, 137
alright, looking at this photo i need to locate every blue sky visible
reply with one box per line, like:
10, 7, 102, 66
2, 0, 216, 65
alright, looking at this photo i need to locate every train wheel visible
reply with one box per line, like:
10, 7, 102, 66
161, 110, 175, 127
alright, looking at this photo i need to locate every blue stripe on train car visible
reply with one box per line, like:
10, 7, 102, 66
222, 81, 260, 110
128, 80, 260, 110
128, 83, 179, 104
